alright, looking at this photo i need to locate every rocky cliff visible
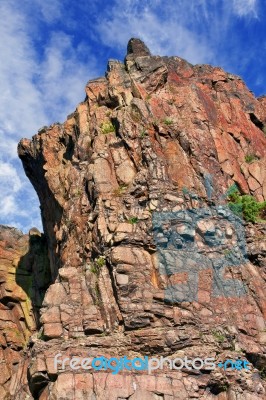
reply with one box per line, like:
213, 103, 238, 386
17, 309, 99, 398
2, 38, 266, 399
0, 225, 50, 398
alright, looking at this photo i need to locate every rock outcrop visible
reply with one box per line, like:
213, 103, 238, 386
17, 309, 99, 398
2, 38, 266, 399
0, 225, 50, 398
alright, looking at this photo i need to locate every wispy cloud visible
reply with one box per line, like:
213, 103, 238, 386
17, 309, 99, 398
33, 0, 62, 23
96, 0, 214, 64
0, 0, 98, 232
96, 0, 261, 66
232, 0, 258, 17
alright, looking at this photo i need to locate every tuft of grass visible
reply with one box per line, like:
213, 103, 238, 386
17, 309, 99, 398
94, 282, 103, 305
37, 328, 47, 341
182, 187, 190, 196
127, 216, 139, 224
100, 121, 115, 134
90, 256, 106, 275
223, 249, 233, 257
113, 185, 128, 197
74, 188, 83, 197
245, 154, 259, 163
163, 118, 174, 125
212, 331, 225, 343
140, 129, 148, 138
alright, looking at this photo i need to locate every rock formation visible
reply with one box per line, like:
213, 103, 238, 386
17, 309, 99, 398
1, 38, 266, 398
0, 225, 50, 398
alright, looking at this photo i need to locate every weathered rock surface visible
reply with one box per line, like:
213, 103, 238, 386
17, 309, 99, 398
4, 38, 266, 398
0, 225, 50, 399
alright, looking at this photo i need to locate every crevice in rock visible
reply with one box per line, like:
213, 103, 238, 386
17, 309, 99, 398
16, 232, 51, 328
245, 352, 266, 378
207, 382, 228, 395
249, 113, 265, 131
60, 134, 75, 161
105, 258, 125, 327
228, 131, 241, 144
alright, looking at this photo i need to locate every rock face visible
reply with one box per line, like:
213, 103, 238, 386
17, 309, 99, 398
0, 225, 50, 399
4, 38, 265, 398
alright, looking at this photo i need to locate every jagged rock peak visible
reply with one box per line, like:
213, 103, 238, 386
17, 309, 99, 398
126, 37, 151, 57
14, 39, 266, 399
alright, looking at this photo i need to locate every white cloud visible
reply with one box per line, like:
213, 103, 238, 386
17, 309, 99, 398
33, 0, 62, 23
39, 32, 97, 121
0, 0, 98, 232
232, 0, 258, 17
96, 0, 260, 67
0, 196, 17, 218
97, 0, 214, 64
0, 161, 22, 193
0, 2, 46, 137
0, 131, 18, 160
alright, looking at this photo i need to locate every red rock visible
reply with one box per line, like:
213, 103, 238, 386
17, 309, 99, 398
2, 37, 266, 399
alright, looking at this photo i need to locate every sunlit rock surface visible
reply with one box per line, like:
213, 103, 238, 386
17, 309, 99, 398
3, 38, 266, 399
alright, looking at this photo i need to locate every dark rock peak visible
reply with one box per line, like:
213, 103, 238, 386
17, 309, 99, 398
127, 38, 151, 57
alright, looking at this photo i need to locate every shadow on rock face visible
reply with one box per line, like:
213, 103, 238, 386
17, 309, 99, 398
16, 229, 51, 328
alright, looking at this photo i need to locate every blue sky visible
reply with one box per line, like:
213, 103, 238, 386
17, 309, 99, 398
0, 0, 265, 233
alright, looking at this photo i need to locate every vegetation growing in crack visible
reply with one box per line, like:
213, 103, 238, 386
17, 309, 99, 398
100, 121, 115, 134
90, 256, 106, 275
163, 117, 174, 125
227, 184, 266, 223
89, 257, 106, 306
113, 185, 128, 197
223, 249, 233, 257
212, 330, 225, 343
245, 154, 259, 163
37, 328, 47, 341
94, 282, 103, 306
127, 216, 139, 224
140, 129, 148, 138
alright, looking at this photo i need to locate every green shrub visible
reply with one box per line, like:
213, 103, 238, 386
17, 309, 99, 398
212, 331, 225, 343
101, 121, 115, 134
163, 118, 173, 125
127, 216, 139, 224
245, 154, 258, 163
227, 186, 266, 223
90, 256, 106, 275
140, 129, 147, 138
